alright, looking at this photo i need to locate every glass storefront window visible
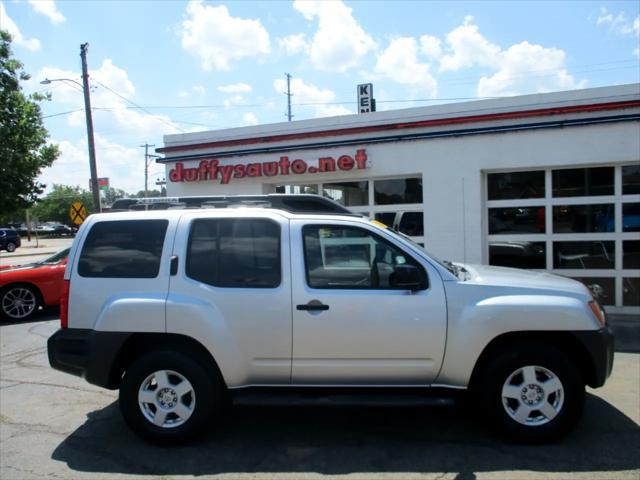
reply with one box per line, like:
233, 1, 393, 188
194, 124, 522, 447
374, 178, 422, 205
552, 204, 614, 233
552, 167, 614, 197
623, 278, 640, 306
374, 212, 424, 236
622, 203, 640, 232
622, 164, 640, 195
289, 184, 318, 194
571, 277, 616, 305
487, 171, 544, 200
374, 212, 396, 227
553, 241, 615, 269
489, 241, 546, 269
623, 240, 640, 269
489, 207, 545, 234
323, 181, 368, 206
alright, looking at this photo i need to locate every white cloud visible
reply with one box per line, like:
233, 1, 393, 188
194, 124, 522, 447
177, 85, 206, 98
179, 0, 270, 71
477, 41, 587, 97
0, 2, 41, 51
273, 77, 352, 118
375, 37, 437, 97
37, 59, 181, 138
597, 8, 639, 37
292, 0, 376, 72
217, 83, 252, 93
242, 112, 259, 125
439, 15, 501, 71
223, 95, 245, 107
27, 0, 65, 24
278, 33, 308, 55
417, 15, 586, 97
420, 34, 442, 59
38, 135, 144, 193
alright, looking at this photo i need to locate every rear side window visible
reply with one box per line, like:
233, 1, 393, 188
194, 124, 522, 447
78, 220, 168, 278
187, 218, 281, 288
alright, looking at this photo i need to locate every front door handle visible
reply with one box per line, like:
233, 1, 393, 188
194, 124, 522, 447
297, 301, 329, 311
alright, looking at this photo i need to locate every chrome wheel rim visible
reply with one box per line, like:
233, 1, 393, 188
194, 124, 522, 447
138, 369, 196, 429
501, 365, 564, 426
2, 287, 37, 319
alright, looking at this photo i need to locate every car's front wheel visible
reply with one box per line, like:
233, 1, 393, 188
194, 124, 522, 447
477, 344, 585, 443
119, 350, 223, 444
5, 242, 16, 252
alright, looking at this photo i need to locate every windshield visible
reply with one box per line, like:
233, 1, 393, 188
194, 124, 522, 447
39, 248, 70, 265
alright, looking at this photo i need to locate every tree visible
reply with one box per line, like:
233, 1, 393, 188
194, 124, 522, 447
103, 187, 127, 206
31, 184, 93, 225
0, 30, 60, 216
134, 189, 162, 198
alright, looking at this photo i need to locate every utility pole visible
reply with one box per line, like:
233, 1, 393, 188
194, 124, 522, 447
80, 43, 101, 213
285, 73, 293, 122
140, 143, 155, 197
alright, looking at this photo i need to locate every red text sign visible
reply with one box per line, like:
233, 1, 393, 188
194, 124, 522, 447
169, 149, 368, 184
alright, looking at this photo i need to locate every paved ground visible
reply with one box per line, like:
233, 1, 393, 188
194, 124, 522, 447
0, 315, 639, 480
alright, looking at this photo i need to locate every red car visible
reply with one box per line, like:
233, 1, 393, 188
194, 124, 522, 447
0, 248, 70, 321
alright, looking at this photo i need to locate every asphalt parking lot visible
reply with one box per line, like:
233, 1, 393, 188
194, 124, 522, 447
1, 314, 639, 480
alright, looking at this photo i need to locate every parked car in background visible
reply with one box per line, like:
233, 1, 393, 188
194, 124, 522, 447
0, 248, 70, 320
0, 228, 21, 252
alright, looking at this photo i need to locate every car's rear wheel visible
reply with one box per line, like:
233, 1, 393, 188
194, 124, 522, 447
6, 242, 16, 252
1, 285, 39, 321
477, 344, 584, 443
119, 350, 223, 444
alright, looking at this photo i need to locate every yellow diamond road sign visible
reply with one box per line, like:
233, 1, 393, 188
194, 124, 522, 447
69, 201, 88, 225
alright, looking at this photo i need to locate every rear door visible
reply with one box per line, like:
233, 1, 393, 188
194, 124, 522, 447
166, 211, 292, 387
290, 220, 447, 385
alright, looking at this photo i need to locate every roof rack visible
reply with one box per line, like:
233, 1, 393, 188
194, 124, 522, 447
107, 194, 358, 216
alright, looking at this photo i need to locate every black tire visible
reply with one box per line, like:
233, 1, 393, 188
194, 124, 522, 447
0, 284, 40, 321
119, 350, 224, 444
6, 242, 16, 253
476, 344, 585, 443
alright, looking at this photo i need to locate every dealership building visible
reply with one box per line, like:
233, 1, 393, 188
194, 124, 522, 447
158, 83, 640, 312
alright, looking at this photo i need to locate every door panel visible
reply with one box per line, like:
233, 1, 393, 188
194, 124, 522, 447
167, 212, 292, 386
291, 220, 447, 385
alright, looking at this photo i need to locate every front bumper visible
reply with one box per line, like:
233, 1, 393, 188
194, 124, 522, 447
572, 326, 615, 388
48, 328, 131, 389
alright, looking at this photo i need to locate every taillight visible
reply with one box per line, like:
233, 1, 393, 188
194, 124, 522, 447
588, 300, 606, 328
60, 280, 70, 329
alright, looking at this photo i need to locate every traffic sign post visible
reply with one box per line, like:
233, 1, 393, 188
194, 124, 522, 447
69, 201, 88, 225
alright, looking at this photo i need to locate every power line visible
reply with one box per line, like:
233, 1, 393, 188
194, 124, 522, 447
42, 109, 84, 118
93, 79, 186, 133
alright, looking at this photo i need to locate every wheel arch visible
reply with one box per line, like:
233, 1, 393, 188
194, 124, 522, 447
468, 331, 598, 390
107, 332, 226, 390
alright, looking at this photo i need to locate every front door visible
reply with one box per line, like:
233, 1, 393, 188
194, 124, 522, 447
290, 220, 447, 385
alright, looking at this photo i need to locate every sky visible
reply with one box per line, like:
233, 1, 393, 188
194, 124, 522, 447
1, 0, 639, 195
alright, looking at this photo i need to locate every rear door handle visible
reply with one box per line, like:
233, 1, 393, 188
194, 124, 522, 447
297, 301, 329, 311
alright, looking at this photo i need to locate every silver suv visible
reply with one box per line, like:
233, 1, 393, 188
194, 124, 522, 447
48, 195, 613, 444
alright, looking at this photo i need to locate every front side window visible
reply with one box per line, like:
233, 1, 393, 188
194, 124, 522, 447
187, 218, 280, 288
302, 225, 425, 289
78, 220, 168, 278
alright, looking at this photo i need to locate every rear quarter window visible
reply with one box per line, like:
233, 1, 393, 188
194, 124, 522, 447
78, 220, 168, 278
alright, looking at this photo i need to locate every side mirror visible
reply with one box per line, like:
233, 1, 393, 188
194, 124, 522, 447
390, 264, 425, 291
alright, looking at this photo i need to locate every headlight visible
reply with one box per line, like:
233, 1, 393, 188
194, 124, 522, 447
588, 300, 606, 328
